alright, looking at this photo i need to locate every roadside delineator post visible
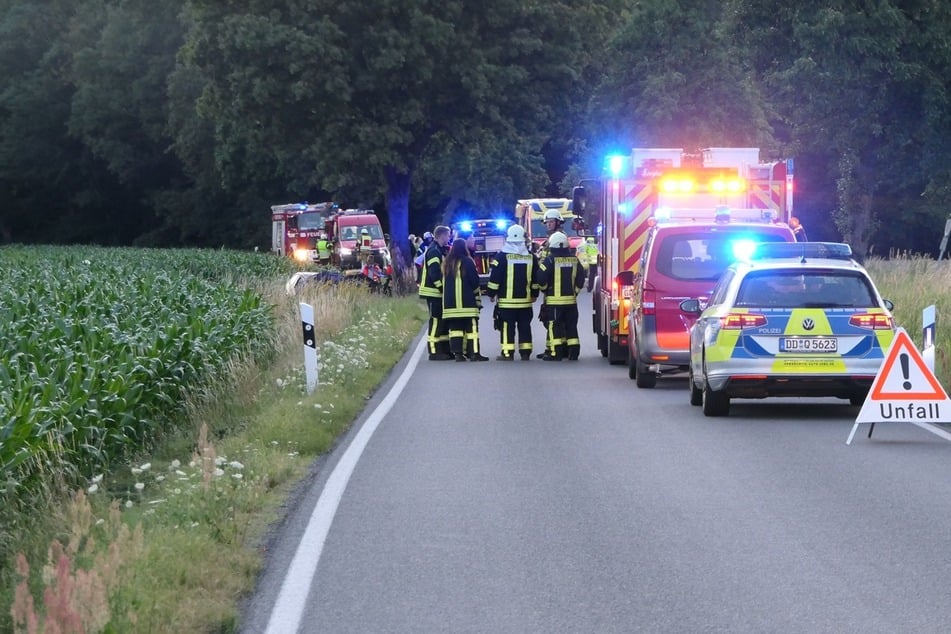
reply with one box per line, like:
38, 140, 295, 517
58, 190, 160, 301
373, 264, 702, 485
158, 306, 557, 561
300, 302, 318, 394
922, 304, 936, 374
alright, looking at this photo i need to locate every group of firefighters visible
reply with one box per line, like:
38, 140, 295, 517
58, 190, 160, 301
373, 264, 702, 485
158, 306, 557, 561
417, 210, 599, 362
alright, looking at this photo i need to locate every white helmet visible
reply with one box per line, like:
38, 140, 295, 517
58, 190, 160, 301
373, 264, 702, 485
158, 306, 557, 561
543, 209, 563, 223
506, 225, 526, 242
548, 231, 569, 249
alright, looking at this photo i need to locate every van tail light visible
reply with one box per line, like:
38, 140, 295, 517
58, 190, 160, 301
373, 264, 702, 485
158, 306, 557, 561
720, 313, 767, 329
849, 313, 894, 330
641, 285, 656, 315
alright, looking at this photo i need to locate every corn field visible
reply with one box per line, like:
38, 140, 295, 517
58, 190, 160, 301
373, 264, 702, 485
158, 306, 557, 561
0, 246, 294, 493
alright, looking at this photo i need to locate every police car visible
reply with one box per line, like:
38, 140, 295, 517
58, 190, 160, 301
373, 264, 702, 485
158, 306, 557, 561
681, 243, 896, 417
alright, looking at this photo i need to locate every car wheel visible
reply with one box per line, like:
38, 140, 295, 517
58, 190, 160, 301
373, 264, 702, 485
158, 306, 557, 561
635, 358, 656, 388
688, 366, 703, 406
702, 378, 730, 416
628, 349, 637, 380
598, 333, 608, 357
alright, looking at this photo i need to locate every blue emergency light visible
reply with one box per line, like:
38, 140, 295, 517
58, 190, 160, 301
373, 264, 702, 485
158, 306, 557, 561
607, 155, 625, 177
751, 242, 853, 261
494, 219, 508, 229
459, 221, 473, 232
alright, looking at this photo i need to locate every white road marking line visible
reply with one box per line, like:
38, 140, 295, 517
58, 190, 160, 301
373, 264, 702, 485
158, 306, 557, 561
265, 336, 427, 634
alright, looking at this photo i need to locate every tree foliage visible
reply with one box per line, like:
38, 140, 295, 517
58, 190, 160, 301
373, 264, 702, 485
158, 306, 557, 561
0, 0, 950, 256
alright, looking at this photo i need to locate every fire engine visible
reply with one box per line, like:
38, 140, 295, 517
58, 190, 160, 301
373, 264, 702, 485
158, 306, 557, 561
324, 208, 391, 275
514, 198, 585, 251
271, 201, 337, 262
572, 147, 794, 364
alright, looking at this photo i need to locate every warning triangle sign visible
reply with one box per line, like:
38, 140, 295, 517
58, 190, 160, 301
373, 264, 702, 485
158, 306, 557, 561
855, 328, 951, 424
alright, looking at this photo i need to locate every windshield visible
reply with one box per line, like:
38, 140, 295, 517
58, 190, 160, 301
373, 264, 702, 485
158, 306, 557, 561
735, 270, 876, 308
297, 213, 325, 231
531, 218, 581, 240
656, 231, 789, 281
339, 224, 384, 241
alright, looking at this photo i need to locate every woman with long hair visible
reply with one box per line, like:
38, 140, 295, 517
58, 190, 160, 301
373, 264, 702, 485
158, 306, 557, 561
442, 236, 488, 361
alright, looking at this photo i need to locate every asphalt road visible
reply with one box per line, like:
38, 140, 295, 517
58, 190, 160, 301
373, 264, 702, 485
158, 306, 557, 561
242, 292, 951, 634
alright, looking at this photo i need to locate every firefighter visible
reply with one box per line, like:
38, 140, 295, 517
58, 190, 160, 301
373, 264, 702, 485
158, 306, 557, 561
535, 209, 566, 259
486, 225, 538, 361
537, 231, 585, 361
418, 225, 453, 360
316, 231, 332, 266
360, 227, 373, 249
576, 236, 599, 292
789, 216, 809, 242
442, 238, 488, 362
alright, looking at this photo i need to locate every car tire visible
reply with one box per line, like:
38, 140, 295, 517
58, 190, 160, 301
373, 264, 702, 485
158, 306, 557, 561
702, 378, 730, 416
598, 333, 608, 357
628, 350, 637, 380
635, 358, 656, 388
688, 366, 703, 406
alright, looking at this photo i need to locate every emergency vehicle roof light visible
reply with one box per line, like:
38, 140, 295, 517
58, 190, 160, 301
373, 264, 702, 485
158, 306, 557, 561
298, 202, 308, 210
459, 221, 473, 232
495, 219, 508, 229
653, 207, 671, 222
714, 206, 731, 223
608, 155, 625, 177
730, 239, 759, 261
751, 242, 853, 261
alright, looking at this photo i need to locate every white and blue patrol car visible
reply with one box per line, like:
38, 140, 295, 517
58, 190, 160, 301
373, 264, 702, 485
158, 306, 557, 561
682, 243, 896, 417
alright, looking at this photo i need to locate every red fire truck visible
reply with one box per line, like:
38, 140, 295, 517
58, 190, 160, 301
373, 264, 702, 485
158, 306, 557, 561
572, 147, 794, 364
271, 202, 337, 262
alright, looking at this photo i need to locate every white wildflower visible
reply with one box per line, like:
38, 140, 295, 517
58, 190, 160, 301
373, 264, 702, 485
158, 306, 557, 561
139, 462, 151, 471
131, 468, 142, 475
232, 473, 243, 480
91, 474, 104, 484
170, 459, 181, 469
155, 475, 165, 482
229, 461, 244, 470
125, 500, 133, 508
134, 482, 145, 491
87, 484, 99, 494
213, 468, 225, 477
95, 518, 105, 526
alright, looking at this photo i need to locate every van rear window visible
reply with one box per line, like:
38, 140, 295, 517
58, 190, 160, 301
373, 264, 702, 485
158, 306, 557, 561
655, 231, 788, 281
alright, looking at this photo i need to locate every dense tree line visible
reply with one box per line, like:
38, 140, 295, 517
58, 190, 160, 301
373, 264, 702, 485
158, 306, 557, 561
1, 1, 949, 258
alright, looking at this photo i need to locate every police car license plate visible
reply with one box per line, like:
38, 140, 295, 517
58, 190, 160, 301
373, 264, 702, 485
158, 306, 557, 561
779, 337, 838, 353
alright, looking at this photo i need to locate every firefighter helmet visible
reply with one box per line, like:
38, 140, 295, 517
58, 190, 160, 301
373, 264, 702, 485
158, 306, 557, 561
506, 225, 526, 242
549, 232, 569, 249
543, 209, 563, 223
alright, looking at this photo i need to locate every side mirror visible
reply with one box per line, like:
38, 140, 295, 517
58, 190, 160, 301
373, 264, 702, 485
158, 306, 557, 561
680, 299, 702, 314
572, 186, 587, 214
884, 299, 894, 311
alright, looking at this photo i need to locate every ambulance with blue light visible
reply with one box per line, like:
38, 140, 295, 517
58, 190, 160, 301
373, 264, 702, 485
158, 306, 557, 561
571, 147, 796, 366
681, 242, 896, 417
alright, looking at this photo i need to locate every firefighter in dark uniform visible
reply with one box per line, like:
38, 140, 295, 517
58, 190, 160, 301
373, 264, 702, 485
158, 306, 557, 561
485, 225, 538, 361
442, 238, 488, 361
537, 231, 586, 361
418, 225, 452, 360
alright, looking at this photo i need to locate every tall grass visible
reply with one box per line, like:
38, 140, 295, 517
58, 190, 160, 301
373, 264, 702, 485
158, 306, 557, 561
864, 256, 951, 386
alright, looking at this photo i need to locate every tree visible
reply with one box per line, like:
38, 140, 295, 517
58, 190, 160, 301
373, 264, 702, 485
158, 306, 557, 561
180, 0, 603, 267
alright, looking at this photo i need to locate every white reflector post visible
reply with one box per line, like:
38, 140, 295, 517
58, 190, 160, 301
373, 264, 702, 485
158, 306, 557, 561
300, 302, 318, 394
922, 304, 936, 373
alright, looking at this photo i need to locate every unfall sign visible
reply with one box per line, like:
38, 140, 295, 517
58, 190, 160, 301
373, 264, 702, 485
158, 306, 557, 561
847, 328, 951, 444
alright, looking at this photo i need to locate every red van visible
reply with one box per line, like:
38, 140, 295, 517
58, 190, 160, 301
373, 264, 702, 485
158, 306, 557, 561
628, 221, 795, 387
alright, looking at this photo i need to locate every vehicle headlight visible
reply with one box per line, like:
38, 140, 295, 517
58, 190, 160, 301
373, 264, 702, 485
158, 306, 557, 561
293, 248, 310, 262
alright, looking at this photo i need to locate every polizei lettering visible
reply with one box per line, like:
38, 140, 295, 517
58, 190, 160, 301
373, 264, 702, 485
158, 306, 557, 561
879, 402, 941, 420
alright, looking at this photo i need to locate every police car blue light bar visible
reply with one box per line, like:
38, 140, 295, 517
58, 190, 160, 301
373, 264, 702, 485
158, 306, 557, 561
750, 242, 853, 260
494, 219, 508, 229
459, 221, 473, 232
